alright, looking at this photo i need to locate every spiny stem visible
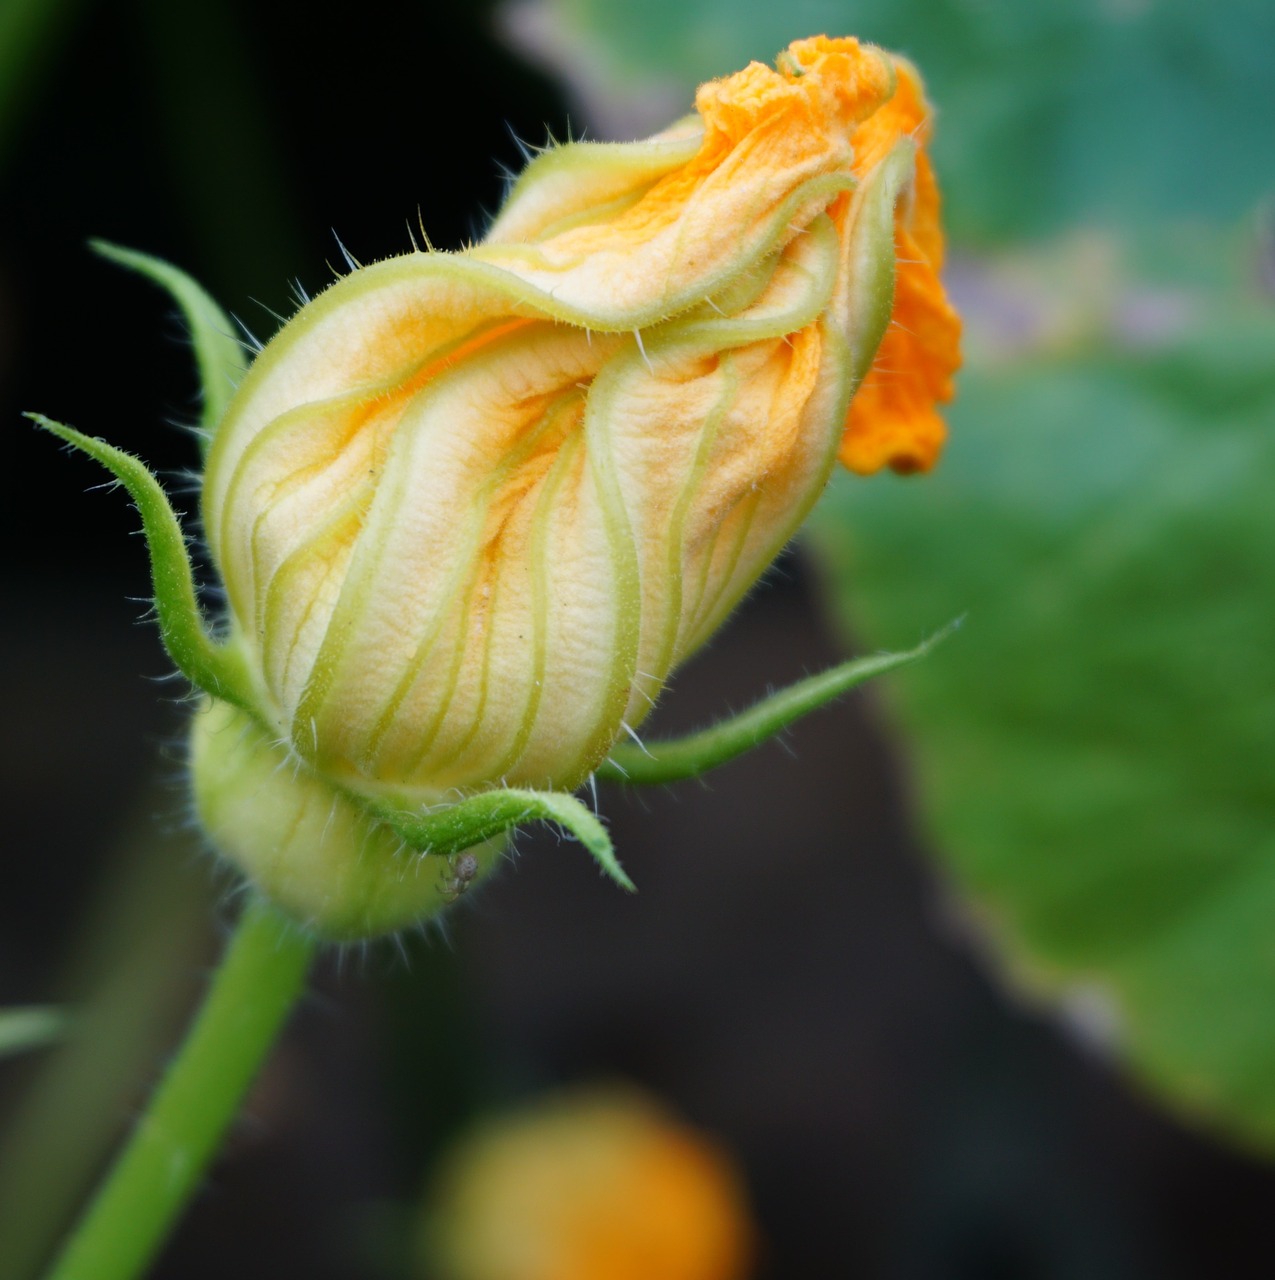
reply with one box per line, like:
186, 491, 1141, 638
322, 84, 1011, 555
43, 898, 317, 1280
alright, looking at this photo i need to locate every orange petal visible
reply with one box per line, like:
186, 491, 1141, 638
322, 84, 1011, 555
840, 60, 962, 475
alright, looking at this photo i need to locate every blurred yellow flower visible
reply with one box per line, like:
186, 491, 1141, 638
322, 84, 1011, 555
187, 35, 960, 933
420, 1086, 755, 1280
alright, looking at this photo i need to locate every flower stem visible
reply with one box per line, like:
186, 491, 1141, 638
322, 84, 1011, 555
44, 896, 318, 1280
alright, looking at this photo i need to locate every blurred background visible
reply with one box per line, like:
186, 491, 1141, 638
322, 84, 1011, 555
2, 0, 1274, 1276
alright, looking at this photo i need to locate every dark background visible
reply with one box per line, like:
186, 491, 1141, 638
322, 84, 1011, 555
3, 1, 1275, 1277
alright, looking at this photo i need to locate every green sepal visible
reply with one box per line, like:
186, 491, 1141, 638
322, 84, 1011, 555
193, 700, 634, 938
91, 239, 243, 453
596, 618, 962, 786
0, 1006, 66, 1060
27, 414, 254, 710
374, 789, 635, 893
842, 138, 918, 390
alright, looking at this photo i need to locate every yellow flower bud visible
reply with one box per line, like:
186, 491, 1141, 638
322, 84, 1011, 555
187, 35, 960, 935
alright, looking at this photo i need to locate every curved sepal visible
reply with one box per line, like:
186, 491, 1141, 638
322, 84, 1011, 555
91, 240, 244, 453
375, 789, 635, 893
837, 137, 918, 390
596, 617, 962, 785
27, 414, 254, 709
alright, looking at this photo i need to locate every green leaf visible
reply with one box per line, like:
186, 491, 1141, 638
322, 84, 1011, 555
27, 414, 253, 709
807, 238, 1275, 1148
597, 620, 958, 785
0, 1006, 66, 1059
91, 240, 244, 451
376, 789, 634, 893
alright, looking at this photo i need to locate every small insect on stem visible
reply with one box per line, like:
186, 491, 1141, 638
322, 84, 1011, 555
438, 851, 481, 903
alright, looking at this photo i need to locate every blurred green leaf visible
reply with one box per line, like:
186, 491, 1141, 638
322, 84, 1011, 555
534, 0, 1275, 239
807, 230, 1275, 1147
0, 1006, 65, 1059
0, 0, 83, 165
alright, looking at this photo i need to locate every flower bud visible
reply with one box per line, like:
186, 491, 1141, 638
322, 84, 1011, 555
188, 35, 960, 934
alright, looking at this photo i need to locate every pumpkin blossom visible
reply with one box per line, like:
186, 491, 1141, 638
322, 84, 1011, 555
43, 36, 959, 936
183, 34, 962, 933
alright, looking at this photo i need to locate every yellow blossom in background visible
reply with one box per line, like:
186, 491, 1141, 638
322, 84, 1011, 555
184, 35, 960, 934
420, 1086, 755, 1280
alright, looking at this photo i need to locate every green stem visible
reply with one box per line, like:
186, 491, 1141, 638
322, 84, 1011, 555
43, 897, 318, 1280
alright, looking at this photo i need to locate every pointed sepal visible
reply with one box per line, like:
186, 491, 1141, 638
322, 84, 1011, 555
91, 239, 243, 453
375, 788, 635, 893
596, 618, 962, 785
27, 414, 253, 709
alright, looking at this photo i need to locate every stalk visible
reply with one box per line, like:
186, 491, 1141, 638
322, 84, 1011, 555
44, 897, 317, 1280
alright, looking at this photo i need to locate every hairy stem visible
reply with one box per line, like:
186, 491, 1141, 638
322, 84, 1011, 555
43, 898, 317, 1280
